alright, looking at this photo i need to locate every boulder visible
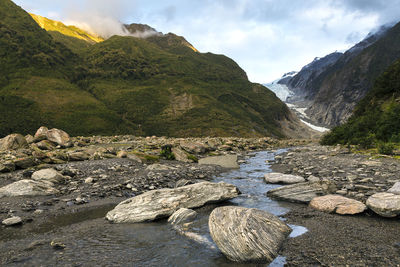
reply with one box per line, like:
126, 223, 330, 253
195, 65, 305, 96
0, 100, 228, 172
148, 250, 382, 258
2, 216, 22, 226
388, 182, 400, 195
180, 141, 207, 154
34, 126, 49, 140
366, 193, 400, 218
46, 128, 71, 147
25, 134, 34, 144
0, 134, 28, 151
267, 181, 337, 203
168, 208, 197, 226
199, 155, 239, 169
171, 147, 191, 162
264, 173, 305, 184
0, 180, 59, 198
31, 168, 65, 184
309, 195, 366, 215
209, 206, 291, 263
106, 181, 239, 223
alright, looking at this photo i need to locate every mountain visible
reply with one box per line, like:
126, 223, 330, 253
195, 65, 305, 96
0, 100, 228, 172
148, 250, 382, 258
30, 13, 104, 44
0, 0, 307, 138
283, 23, 400, 127
284, 52, 342, 101
321, 58, 400, 146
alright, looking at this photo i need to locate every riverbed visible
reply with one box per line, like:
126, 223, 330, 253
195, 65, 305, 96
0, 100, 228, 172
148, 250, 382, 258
0, 150, 307, 266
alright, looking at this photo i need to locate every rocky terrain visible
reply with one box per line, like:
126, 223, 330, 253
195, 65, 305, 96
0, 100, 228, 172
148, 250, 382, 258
1, 127, 399, 266
0, 126, 308, 232
271, 145, 400, 266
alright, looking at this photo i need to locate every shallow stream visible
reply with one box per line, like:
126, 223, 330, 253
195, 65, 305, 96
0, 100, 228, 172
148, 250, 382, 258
1, 150, 307, 266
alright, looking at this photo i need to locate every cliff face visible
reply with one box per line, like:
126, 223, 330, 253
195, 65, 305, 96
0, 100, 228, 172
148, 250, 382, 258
284, 23, 400, 127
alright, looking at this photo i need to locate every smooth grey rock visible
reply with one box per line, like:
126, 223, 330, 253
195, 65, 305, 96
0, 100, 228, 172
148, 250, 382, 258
388, 182, 400, 195
146, 164, 176, 171
309, 195, 366, 215
0, 180, 59, 198
168, 208, 197, 226
106, 182, 239, 223
366, 193, 400, 218
267, 181, 337, 203
32, 168, 65, 184
264, 173, 305, 184
199, 155, 239, 169
2, 216, 22, 226
209, 206, 291, 263
0, 134, 28, 151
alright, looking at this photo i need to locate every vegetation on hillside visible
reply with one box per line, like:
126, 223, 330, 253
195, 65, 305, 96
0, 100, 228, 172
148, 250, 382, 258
321, 59, 400, 152
0, 0, 290, 138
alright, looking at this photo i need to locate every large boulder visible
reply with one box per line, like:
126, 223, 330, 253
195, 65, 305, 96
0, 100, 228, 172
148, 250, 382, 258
106, 182, 239, 223
366, 193, 400, 218
46, 128, 71, 147
199, 155, 239, 169
31, 168, 65, 184
0, 180, 59, 198
0, 134, 28, 151
267, 181, 337, 203
309, 195, 366, 215
180, 141, 207, 154
34, 126, 49, 140
209, 206, 292, 263
34, 126, 71, 147
264, 173, 305, 184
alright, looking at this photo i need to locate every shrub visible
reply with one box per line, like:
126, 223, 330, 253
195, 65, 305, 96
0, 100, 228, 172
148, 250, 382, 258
160, 145, 175, 160
378, 142, 394, 155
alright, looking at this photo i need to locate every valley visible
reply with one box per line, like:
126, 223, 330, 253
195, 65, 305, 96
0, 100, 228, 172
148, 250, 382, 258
1, 0, 400, 266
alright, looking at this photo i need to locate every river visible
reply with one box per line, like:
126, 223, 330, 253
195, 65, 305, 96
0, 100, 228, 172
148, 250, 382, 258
0, 150, 307, 266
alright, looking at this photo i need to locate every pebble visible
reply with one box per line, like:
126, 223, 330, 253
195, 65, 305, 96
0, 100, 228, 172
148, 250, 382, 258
2, 216, 22, 226
85, 177, 94, 184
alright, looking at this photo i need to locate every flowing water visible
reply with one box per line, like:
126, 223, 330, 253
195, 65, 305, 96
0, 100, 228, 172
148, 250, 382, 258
1, 150, 307, 267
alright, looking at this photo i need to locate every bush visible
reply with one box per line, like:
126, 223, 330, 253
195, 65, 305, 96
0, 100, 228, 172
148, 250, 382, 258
378, 142, 394, 155
160, 145, 175, 160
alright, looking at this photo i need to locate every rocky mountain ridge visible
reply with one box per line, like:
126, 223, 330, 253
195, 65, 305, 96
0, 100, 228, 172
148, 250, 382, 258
280, 22, 399, 127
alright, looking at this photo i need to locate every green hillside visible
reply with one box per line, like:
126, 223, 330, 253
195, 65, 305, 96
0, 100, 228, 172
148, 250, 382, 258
321, 59, 400, 148
0, 0, 291, 138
